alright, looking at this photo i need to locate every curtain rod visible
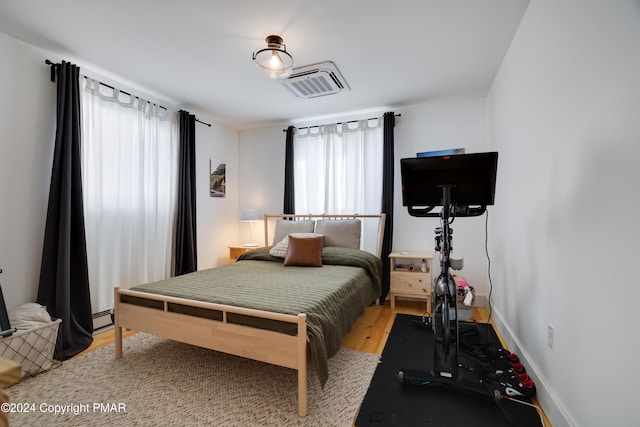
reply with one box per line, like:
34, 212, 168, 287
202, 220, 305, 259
195, 118, 211, 127
46, 59, 169, 110
46, 59, 211, 126
283, 113, 400, 132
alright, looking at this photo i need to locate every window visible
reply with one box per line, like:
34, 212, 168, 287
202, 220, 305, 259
293, 119, 383, 251
80, 78, 178, 314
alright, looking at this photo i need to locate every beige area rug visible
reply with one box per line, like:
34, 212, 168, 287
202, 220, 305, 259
6, 333, 380, 427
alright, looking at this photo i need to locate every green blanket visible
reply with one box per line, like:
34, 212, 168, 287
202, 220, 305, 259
238, 246, 382, 286
129, 247, 382, 386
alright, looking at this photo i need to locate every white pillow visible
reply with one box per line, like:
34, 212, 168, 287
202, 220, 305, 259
269, 233, 324, 258
9, 303, 53, 330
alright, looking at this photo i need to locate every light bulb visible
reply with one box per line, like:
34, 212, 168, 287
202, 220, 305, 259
270, 51, 281, 69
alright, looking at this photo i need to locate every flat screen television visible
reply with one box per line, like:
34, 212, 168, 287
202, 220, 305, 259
400, 152, 498, 216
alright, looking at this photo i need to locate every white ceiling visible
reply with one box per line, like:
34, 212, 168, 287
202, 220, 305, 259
0, 0, 530, 130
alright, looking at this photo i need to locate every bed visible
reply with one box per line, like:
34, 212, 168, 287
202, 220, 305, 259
113, 213, 386, 416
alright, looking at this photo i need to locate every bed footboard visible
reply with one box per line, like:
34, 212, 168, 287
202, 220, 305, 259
114, 287, 308, 416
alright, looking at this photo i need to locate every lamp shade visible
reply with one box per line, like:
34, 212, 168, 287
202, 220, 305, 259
252, 35, 293, 79
240, 210, 262, 221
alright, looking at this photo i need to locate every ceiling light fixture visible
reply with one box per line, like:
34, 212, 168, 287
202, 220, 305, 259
252, 35, 293, 79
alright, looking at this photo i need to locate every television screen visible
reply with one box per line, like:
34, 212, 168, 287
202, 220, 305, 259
400, 152, 498, 209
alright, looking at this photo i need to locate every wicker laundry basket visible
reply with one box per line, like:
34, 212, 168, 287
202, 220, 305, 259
0, 318, 61, 377
455, 285, 475, 321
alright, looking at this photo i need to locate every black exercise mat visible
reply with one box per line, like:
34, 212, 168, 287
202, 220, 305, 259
355, 314, 543, 427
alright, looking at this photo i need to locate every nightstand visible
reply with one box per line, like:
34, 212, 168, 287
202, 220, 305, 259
389, 251, 434, 312
229, 245, 259, 261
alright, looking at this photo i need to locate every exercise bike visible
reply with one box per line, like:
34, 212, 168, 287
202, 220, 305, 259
397, 152, 526, 398
398, 183, 491, 394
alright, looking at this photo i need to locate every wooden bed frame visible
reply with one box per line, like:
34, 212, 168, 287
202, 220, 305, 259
114, 213, 386, 416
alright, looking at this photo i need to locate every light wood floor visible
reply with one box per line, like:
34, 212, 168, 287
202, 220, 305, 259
82, 299, 550, 426
341, 299, 503, 354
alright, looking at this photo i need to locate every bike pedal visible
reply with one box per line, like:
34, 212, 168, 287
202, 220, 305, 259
483, 375, 536, 398
510, 362, 526, 373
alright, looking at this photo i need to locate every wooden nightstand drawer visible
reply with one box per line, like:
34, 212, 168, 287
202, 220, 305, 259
392, 271, 429, 295
389, 251, 433, 312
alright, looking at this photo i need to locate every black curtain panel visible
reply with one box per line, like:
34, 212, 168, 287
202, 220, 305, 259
37, 61, 93, 360
283, 125, 296, 214
174, 110, 198, 276
380, 112, 396, 300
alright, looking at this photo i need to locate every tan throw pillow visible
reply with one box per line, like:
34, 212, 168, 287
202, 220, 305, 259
315, 219, 361, 249
284, 235, 325, 267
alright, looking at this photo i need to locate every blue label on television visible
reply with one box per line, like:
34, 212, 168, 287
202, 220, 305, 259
417, 148, 465, 157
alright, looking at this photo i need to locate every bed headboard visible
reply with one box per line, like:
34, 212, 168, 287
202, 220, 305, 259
263, 213, 387, 257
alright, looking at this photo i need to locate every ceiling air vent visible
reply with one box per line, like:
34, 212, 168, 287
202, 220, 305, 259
283, 61, 350, 99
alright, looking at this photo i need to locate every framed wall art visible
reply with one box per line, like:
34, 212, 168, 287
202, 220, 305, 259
210, 159, 226, 197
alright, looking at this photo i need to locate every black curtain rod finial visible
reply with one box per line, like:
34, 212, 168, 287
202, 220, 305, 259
45, 59, 59, 83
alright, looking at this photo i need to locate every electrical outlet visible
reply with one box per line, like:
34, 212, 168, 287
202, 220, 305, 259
547, 324, 555, 350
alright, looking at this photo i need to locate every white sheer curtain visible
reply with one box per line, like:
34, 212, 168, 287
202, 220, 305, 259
294, 119, 383, 252
81, 77, 179, 314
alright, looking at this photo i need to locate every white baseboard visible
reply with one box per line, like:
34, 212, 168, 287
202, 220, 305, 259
489, 304, 576, 427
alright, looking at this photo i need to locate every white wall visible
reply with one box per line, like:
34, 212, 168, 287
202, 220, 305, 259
393, 97, 491, 298
0, 32, 56, 311
237, 125, 292, 245
487, 1, 640, 426
239, 97, 494, 299
194, 114, 240, 268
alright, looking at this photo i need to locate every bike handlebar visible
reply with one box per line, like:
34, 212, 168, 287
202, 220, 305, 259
407, 204, 487, 218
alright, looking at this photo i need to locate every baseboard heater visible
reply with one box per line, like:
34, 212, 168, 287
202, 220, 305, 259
92, 309, 113, 331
